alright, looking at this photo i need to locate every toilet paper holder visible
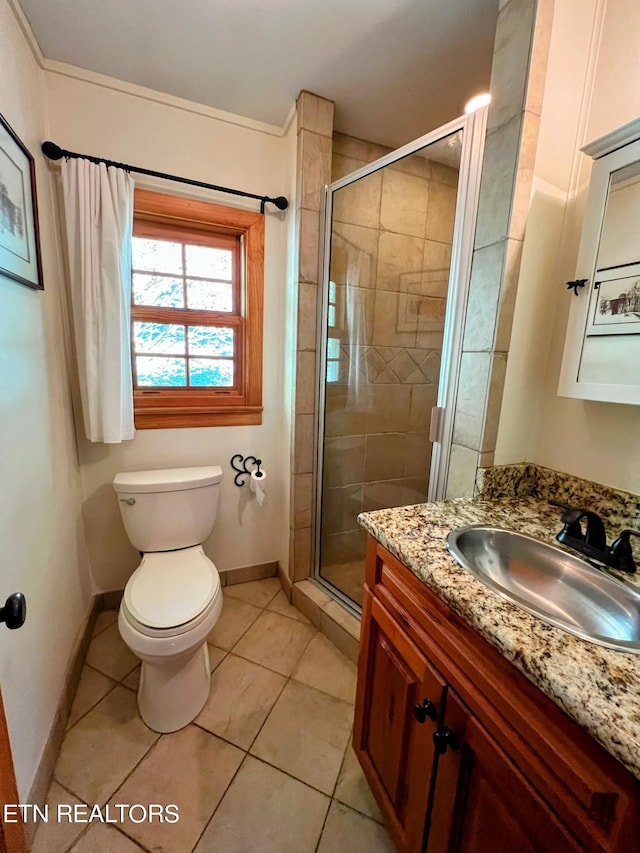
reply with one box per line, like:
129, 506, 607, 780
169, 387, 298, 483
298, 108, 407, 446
230, 454, 263, 487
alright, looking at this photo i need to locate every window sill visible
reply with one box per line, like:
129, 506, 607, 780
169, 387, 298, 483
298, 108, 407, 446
134, 406, 263, 429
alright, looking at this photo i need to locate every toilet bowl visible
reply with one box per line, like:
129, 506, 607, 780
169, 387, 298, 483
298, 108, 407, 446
113, 466, 224, 733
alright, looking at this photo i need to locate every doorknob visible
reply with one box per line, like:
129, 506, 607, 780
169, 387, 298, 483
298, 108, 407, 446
0, 593, 26, 630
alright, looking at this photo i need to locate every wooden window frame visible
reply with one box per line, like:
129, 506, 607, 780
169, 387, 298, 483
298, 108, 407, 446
132, 189, 264, 429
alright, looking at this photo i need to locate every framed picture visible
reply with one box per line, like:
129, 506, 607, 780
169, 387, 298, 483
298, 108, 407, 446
585, 263, 640, 336
0, 112, 43, 290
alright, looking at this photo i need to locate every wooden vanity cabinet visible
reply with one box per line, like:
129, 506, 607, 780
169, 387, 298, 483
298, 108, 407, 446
354, 537, 640, 853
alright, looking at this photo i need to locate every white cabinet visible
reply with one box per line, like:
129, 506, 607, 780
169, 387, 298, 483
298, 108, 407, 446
559, 117, 640, 405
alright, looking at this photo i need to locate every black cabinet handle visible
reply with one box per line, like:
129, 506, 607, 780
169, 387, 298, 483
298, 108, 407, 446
413, 699, 437, 723
0, 593, 26, 630
433, 726, 460, 754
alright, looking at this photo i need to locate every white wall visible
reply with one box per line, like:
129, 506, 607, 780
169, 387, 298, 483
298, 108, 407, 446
0, 0, 92, 797
45, 69, 295, 591
496, 0, 640, 493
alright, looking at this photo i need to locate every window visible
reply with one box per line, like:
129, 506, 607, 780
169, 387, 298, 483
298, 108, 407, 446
131, 189, 264, 428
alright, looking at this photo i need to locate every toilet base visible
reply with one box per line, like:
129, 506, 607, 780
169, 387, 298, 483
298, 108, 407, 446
137, 642, 211, 733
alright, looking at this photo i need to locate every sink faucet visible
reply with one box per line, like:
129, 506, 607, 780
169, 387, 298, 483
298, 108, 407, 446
555, 507, 639, 574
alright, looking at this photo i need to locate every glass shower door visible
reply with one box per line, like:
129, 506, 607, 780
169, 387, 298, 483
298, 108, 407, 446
315, 112, 486, 610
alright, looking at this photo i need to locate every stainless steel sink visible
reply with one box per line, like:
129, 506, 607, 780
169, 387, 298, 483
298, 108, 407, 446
446, 526, 640, 653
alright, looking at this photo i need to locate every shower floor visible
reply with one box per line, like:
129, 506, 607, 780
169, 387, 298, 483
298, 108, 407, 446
320, 561, 365, 607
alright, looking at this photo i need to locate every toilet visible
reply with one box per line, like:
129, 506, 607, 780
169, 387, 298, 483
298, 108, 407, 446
113, 465, 224, 733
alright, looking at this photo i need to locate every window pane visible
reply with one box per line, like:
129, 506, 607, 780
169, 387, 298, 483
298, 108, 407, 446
189, 358, 234, 387
133, 322, 185, 354
187, 279, 233, 311
132, 237, 183, 275
329, 280, 336, 302
327, 337, 340, 359
328, 305, 336, 327
133, 273, 184, 308
136, 356, 186, 386
327, 361, 339, 383
188, 326, 234, 357
185, 245, 233, 280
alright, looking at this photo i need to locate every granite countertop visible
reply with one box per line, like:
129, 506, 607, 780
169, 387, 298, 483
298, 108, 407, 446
358, 496, 640, 781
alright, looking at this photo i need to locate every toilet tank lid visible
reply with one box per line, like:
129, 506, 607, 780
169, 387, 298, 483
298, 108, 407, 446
113, 465, 223, 494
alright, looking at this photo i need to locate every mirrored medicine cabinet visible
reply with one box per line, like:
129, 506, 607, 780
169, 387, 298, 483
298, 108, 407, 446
559, 116, 640, 405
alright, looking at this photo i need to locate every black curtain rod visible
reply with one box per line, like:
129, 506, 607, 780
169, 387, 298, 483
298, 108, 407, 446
41, 141, 288, 214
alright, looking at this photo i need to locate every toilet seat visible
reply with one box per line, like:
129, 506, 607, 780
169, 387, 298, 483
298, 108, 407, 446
123, 546, 220, 637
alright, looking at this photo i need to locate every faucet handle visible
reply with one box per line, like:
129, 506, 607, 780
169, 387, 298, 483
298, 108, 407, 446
556, 507, 607, 550
557, 507, 587, 542
609, 530, 640, 574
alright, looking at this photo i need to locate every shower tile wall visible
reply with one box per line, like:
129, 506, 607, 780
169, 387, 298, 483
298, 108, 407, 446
321, 135, 458, 594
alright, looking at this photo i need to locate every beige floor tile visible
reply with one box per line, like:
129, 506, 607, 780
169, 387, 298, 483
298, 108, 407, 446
85, 623, 139, 681
196, 654, 285, 749
251, 681, 353, 795
55, 686, 159, 804
207, 596, 262, 650
110, 725, 243, 853
67, 666, 117, 729
69, 824, 146, 852
224, 577, 281, 608
317, 801, 394, 853
207, 643, 227, 671
194, 756, 329, 853
233, 611, 315, 676
29, 781, 87, 853
267, 589, 311, 624
334, 745, 383, 822
292, 633, 357, 703
92, 609, 119, 637
122, 665, 140, 691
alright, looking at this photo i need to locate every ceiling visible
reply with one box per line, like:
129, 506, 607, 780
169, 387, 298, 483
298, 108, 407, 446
19, 0, 498, 149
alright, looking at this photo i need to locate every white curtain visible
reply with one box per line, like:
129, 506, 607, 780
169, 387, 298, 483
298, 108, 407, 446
61, 159, 135, 443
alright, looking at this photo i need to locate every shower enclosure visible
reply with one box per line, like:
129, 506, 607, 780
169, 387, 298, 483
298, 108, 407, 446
314, 110, 487, 611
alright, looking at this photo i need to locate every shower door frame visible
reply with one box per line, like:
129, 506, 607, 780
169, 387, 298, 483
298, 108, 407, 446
313, 108, 488, 613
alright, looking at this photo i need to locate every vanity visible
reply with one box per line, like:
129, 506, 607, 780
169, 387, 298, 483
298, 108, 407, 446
354, 467, 640, 853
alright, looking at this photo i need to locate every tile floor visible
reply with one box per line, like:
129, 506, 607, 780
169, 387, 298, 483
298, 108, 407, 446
31, 578, 394, 853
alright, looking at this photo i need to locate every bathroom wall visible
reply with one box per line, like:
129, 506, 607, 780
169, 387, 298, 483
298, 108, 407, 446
0, 0, 92, 796
44, 67, 296, 591
321, 134, 458, 575
496, 0, 640, 494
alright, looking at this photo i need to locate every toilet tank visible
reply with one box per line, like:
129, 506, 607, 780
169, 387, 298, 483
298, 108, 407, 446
113, 466, 223, 553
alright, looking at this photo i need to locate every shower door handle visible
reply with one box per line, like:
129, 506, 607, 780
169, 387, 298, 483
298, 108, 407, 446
429, 407, 444, 443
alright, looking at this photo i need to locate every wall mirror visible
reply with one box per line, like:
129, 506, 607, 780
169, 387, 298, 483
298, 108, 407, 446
559, 117, 640, 405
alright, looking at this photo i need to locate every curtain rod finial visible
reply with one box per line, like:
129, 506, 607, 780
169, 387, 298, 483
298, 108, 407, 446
41, 141, 64, 161
273, 196, 288, 210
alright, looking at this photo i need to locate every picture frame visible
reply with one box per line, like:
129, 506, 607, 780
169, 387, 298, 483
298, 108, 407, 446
0, 111, 43, 290
585, 263, 640, 337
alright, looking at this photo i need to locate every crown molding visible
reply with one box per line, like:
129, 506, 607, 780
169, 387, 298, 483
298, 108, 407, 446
43, 59, 290, 137
6, 0, 44, 65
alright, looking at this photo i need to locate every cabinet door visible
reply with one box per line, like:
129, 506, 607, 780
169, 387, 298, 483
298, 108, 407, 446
354, 590, 447, 852
427, 689, 584, 853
